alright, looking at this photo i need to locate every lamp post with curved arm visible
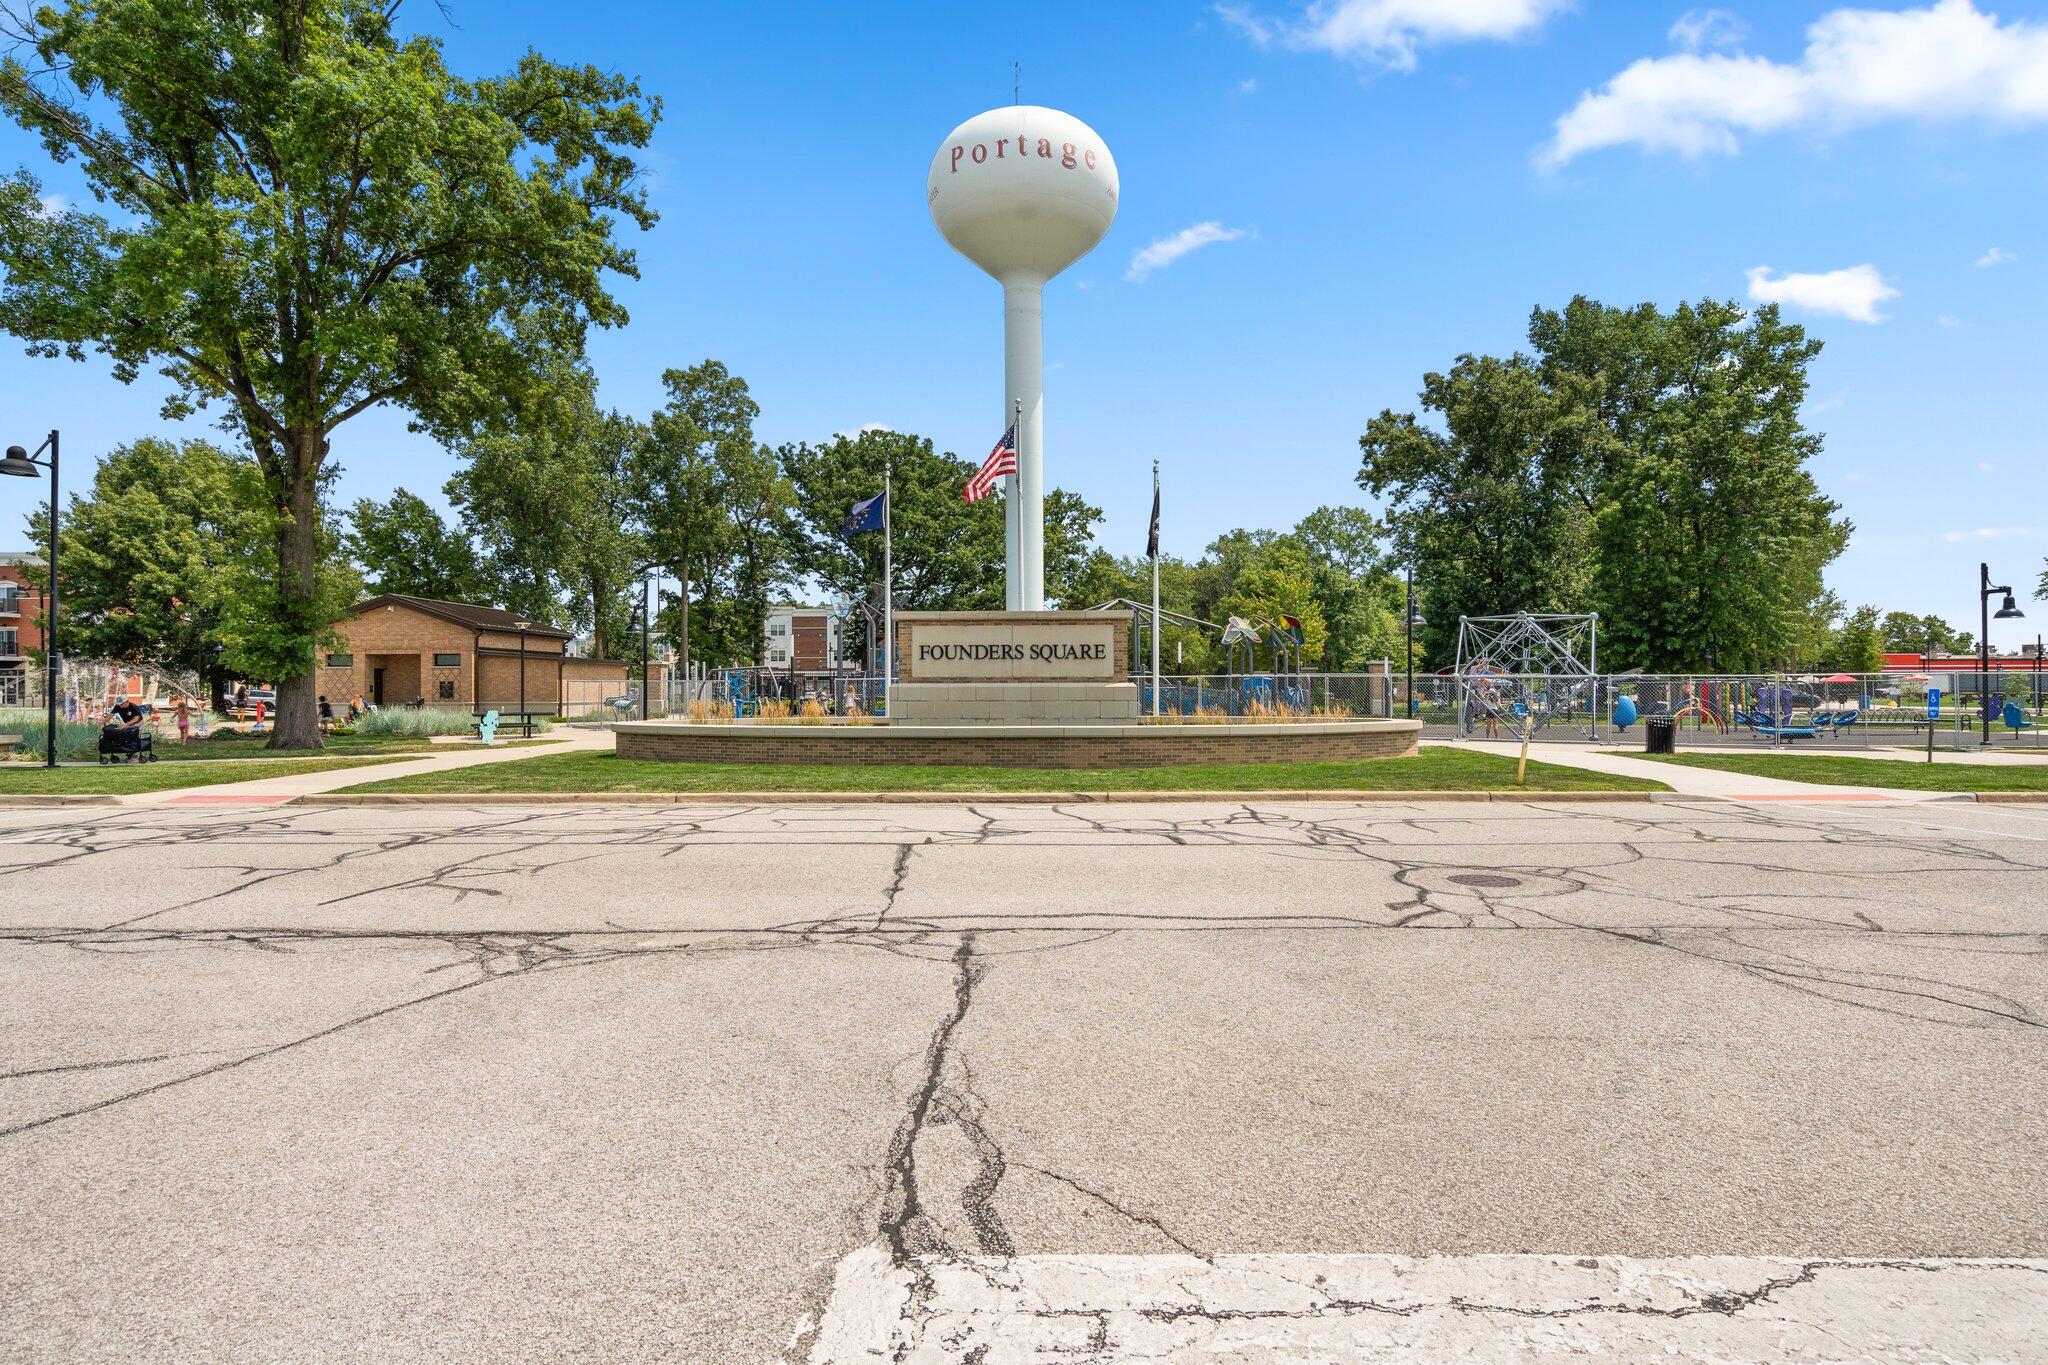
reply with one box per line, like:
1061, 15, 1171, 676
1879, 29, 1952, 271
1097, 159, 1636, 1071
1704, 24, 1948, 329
1980, 563, 2026, 745
1, 432, 59, 768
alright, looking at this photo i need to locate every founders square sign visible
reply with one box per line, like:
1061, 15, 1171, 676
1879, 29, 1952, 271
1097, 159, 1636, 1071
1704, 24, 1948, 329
895, 611, 1130, 683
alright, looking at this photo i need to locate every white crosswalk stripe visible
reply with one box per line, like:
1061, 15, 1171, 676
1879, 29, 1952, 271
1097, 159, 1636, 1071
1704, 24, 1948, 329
807, 1248, 2048, 1363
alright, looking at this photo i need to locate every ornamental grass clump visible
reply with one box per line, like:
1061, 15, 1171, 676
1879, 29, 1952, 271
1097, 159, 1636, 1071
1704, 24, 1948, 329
353, 708, 481, 738
0, 707, 100, 761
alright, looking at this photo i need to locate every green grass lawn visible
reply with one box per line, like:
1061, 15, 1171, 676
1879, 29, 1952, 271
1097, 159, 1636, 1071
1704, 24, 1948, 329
340, 746, 1668, 795
1620, 751, 2048, 792
151, 733, 439, 761
150, 733, 556, 761
0, 755, 413, 795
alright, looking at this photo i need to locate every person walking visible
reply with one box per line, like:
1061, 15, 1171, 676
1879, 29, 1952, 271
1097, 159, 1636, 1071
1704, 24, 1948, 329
172, 696, 192, 745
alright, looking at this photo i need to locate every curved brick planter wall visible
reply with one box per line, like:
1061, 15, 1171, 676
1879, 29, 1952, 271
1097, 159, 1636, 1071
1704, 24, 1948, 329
612, 720, 1420, 769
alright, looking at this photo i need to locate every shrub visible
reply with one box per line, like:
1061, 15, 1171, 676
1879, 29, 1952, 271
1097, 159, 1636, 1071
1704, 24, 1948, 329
0, 707, 100, 761
352, 707, 479, 738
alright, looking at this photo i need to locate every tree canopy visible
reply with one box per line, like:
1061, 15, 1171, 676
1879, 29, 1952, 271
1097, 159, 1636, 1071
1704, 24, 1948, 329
344, 489, 489, 604
1360, 297, 1849, 671
780, 427, 1103, 661
31, 437, 356, 707
0, 0, 656, 745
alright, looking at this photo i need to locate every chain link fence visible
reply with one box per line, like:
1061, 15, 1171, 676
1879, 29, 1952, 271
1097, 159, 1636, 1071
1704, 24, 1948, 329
1409, 670, 2047, 751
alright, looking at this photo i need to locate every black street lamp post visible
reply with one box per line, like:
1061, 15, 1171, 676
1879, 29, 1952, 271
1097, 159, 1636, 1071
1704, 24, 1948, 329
1404, 563, 1425, 723
1, 431, 59, 768
641, 577, 652, 721
1978, 562, 2025, 745
624, 561, 680, 719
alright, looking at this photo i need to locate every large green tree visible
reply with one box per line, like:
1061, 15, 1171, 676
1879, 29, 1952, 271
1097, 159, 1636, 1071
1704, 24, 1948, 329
634, 361, 784, 671
1545, 299, 1847, 671
1823, 604, 1886, 674
1358, 353, 1595, 665
446, 349, 647, 657
1360, 297, 1849, 671
0, 0, 655, 746
343, 489, 488, 604
1879, 611, 1974, 656
26, 437, 359, 709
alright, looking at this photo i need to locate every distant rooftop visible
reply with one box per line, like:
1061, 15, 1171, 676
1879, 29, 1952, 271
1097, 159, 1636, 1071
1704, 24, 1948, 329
346, 593, 573, 638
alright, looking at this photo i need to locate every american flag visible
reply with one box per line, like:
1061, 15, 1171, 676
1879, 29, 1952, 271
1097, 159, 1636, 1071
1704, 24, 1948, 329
963, 424, 1018, 503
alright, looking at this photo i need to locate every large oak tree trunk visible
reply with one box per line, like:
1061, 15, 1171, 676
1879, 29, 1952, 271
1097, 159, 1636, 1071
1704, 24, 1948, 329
268, 433, 325, 751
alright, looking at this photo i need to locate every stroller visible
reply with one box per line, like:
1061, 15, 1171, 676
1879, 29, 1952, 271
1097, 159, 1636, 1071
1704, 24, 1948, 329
98, 721, 157, 765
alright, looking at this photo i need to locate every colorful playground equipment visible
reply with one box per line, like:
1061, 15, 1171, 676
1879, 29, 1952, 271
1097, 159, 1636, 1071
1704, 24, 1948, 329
1607, 677, 1861, 744
1092, 597, 1315, 716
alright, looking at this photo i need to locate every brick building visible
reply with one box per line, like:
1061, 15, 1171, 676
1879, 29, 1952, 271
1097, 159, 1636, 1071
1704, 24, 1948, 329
0, 552, 47, 706
763, 604, 841, 671
316, 594, 636, 717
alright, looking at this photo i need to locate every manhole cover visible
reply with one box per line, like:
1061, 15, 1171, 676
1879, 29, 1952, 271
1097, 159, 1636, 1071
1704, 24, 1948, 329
1448, 873, 1522, 889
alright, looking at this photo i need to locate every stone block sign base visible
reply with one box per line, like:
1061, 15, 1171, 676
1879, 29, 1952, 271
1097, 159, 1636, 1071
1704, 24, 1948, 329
892, 609, 1136, 724
612, 720, 1421, 769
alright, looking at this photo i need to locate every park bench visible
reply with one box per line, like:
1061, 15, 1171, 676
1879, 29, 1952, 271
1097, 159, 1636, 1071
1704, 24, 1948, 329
0, 734, 20, 760
483, 710, 542, 739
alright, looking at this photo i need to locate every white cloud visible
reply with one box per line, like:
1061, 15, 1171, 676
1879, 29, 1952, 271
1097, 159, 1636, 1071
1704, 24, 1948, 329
1238, 77, 1261, 93
1126, 221, 1248, 282
1939, 313, 1964, 328
1216, 3, 1280, 46
1218, 0, 1569, 71
34, 193, 64, 220
1942, 526, 2032, 542
1669, 9, 1746, 52
1976, 460, 1998, 472
1976, 245, 2015, 267
1544, 0, 2048, 166
1745, 263, 1899, 323
834, 422, 893, 439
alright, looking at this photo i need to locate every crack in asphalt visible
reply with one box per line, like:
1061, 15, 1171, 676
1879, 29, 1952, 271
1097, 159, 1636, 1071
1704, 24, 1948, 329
874, 840, 925, 926
1010, 1162, 1207, 1257
5, 796, 2046, 1355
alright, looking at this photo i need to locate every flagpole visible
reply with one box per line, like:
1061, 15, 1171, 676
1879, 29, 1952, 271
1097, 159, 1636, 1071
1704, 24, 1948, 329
1007, 397, 1022, 611
1150, 460, 1161, 718
883, 459, 893, 719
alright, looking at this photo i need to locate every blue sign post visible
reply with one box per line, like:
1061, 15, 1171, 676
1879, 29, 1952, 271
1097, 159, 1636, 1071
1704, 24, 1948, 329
1926, 687, 1941, 762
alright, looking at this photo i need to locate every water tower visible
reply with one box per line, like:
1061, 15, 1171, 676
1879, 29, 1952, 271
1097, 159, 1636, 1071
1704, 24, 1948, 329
929, 106, 1118, 610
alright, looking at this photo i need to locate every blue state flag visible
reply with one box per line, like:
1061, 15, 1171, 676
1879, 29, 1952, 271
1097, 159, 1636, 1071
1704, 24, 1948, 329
842, 490, 886, 538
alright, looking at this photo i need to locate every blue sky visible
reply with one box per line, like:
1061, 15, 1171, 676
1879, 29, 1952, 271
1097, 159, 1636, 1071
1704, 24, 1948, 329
2, 0, 2044, 648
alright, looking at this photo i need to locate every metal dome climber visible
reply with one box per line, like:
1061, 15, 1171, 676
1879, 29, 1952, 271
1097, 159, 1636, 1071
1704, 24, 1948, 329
1453, 613, 1601, 742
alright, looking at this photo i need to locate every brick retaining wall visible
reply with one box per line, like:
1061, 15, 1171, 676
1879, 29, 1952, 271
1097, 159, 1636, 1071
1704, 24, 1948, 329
613, 720, 1420, 769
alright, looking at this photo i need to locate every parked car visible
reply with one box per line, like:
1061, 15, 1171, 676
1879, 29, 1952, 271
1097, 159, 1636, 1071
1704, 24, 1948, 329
228, 687, 276, 721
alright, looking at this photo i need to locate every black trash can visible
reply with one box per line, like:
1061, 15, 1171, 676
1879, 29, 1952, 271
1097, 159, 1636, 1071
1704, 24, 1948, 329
1644, 715, 1677, 755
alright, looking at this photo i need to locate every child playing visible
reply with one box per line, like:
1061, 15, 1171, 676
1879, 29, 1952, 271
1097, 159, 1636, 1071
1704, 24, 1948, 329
172, 696, 192, 744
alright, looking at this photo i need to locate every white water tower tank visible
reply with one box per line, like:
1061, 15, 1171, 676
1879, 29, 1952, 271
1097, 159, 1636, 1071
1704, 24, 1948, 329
928, 106, 1118, 610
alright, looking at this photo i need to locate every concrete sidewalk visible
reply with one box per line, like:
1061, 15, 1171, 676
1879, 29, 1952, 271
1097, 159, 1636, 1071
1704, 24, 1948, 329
1443, 739, 1938, 800
115, 725, 614, 807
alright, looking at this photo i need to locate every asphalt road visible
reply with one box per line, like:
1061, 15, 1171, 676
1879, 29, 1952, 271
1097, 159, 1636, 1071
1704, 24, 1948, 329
1, 798, 2044, 1361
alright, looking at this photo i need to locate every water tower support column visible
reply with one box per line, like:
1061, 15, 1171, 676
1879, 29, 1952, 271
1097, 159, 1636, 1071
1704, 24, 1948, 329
1004, 277, 1045, 610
